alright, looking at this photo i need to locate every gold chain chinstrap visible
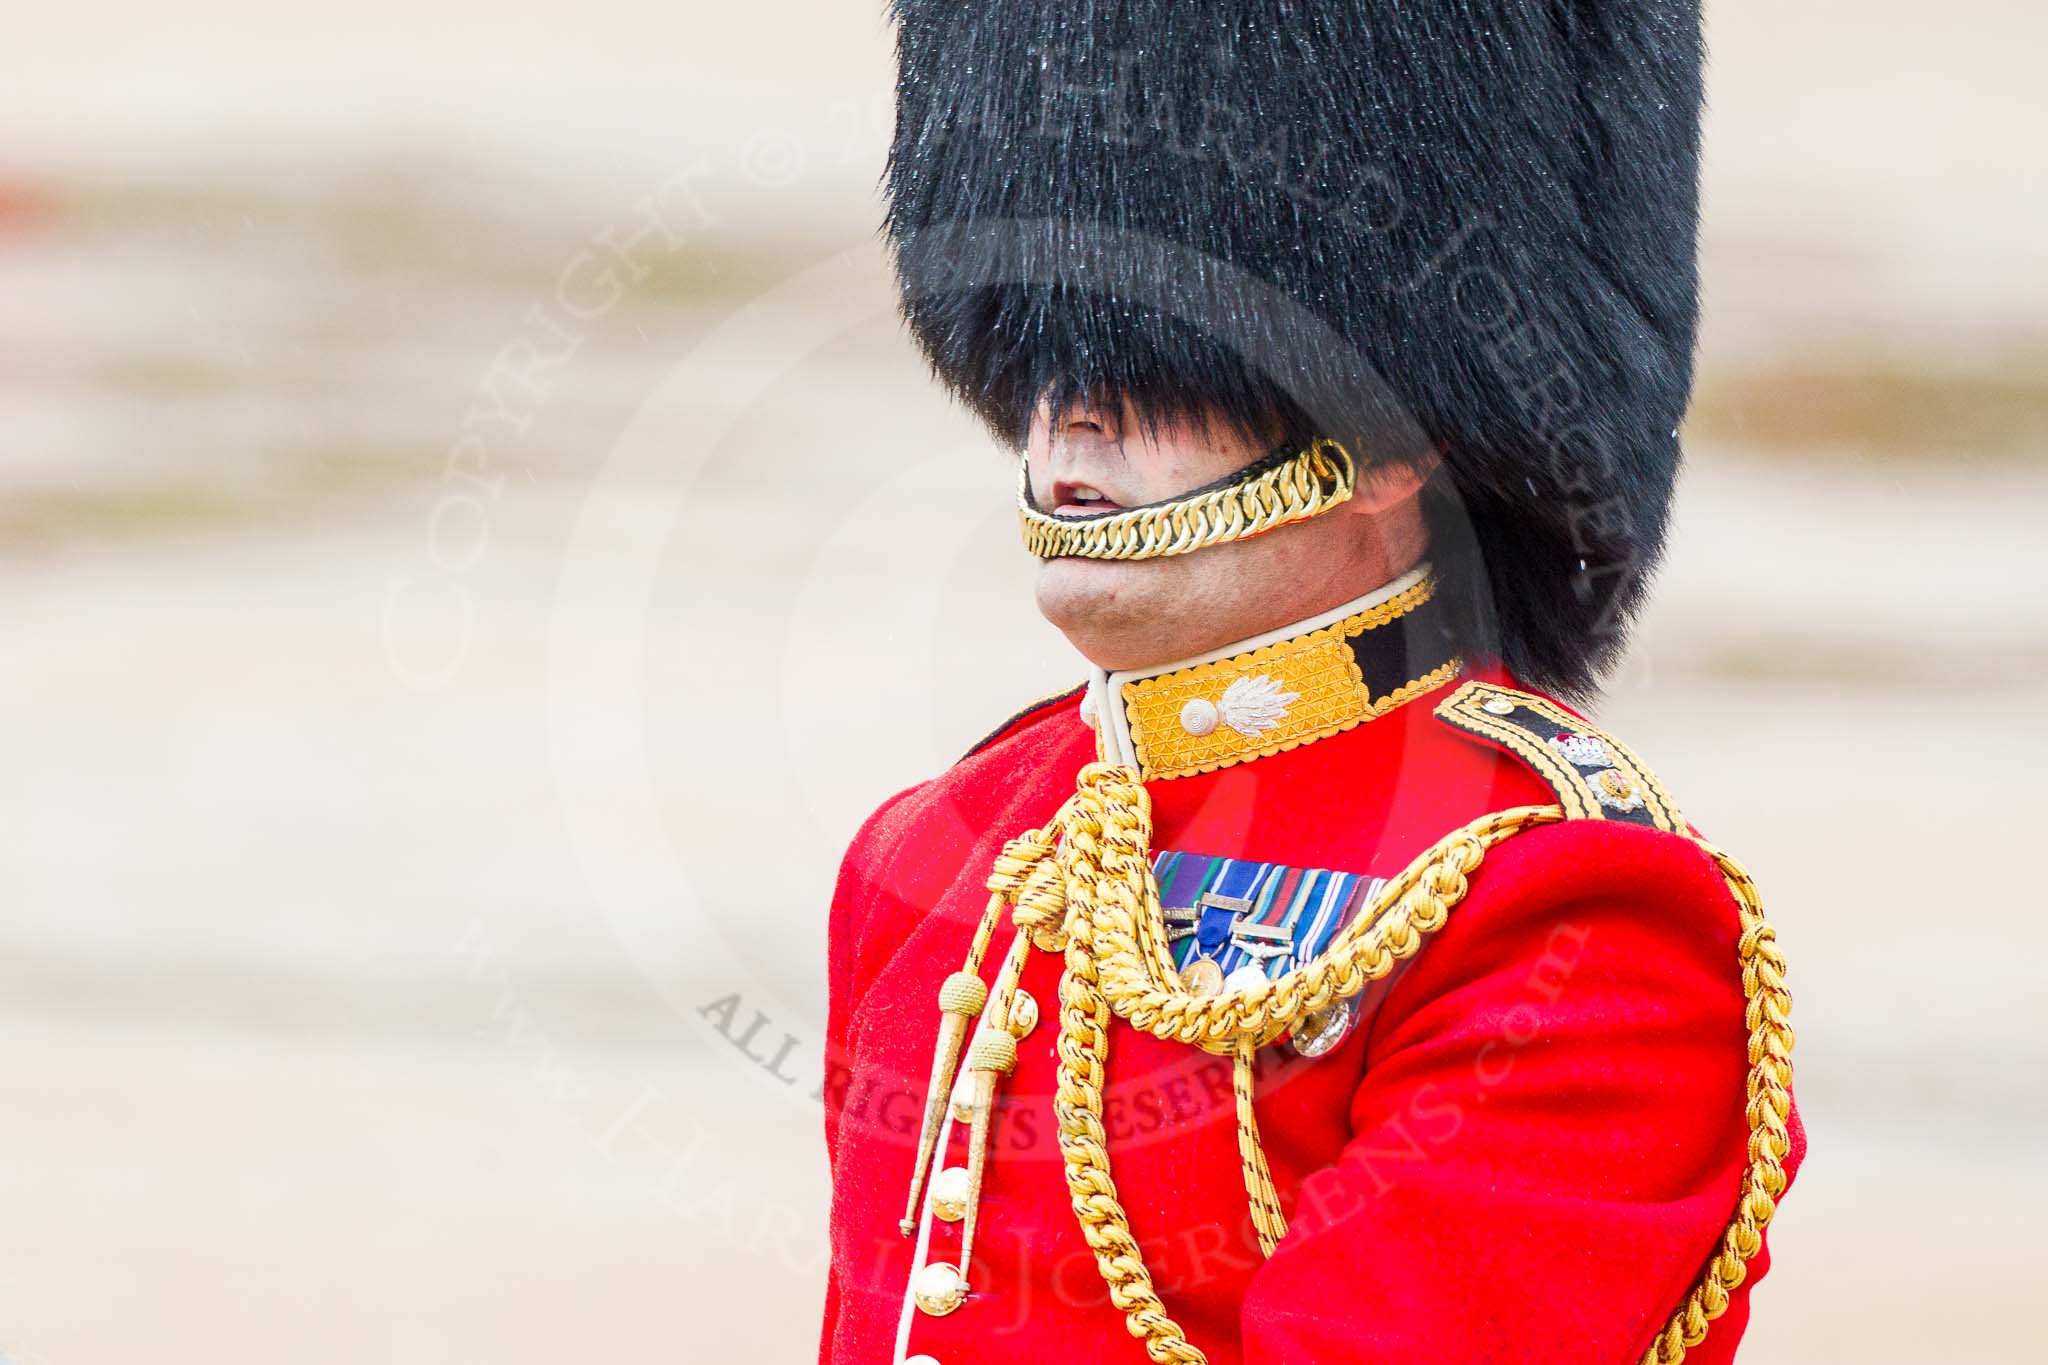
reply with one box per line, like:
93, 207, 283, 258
1018, 439, 1357, 562
900, 763, 1795, 1365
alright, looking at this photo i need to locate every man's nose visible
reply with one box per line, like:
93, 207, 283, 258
1053, 396, 1118, 446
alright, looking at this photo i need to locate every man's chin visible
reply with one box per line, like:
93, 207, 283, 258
1032, 556, 1175, 668
1035, 554, 1126, 616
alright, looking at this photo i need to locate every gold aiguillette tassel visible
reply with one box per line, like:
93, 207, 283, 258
899, 968, 989, 1236
900, 821, 1061, 1240
953, 927, 1034, 1286
955, 1027, 1018, 1290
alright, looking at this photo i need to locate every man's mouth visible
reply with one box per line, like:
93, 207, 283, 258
1049, 480, 1124, 518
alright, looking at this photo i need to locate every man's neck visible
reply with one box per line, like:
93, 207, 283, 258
1086, 563, 1434, 689
1074, 539, 1429, 677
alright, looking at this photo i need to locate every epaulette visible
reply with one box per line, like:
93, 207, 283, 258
960, 683, 1086, 762
1433, 680, 1685, 834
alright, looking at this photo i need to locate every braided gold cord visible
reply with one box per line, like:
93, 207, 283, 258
1636, 842, 1795, 1365
949, 763, 1793, 1365
1047, 796, 1208, 1364
1232, 1043, 1287, 1256
1018, 439, 1356, 561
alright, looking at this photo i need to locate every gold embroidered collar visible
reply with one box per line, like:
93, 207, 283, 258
1083, 565, 1459, 781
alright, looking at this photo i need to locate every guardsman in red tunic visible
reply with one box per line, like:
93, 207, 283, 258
823, 3, 1804, 1362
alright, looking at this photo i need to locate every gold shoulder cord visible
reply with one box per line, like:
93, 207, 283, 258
901, 763, 1795, 1365
1018, 438, 1358, 561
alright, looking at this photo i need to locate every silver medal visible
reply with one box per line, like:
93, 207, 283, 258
1223, 962, 1271, 994
1290, 994, 1360, 1058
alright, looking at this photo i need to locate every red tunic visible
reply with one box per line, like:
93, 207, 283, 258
821, 665, 1803, 1364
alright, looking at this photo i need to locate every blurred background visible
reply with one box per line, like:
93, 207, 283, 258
1, 2, 2043, 1362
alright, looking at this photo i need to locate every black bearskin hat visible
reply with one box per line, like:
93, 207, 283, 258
882, 1, 1705, 699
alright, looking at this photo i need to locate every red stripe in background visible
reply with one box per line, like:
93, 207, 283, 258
0, 174, 57, 388
0, 175, 55, 235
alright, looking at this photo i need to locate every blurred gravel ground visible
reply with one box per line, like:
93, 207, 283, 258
1, 3, 2044, 1363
